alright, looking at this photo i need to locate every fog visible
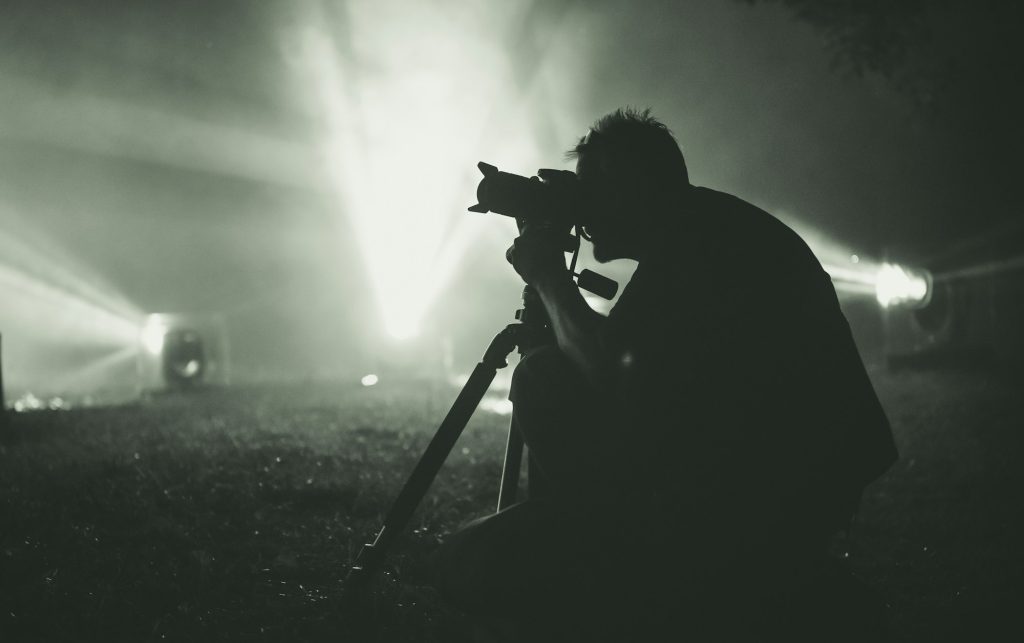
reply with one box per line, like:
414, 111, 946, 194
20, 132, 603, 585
0, 0, 1016, 397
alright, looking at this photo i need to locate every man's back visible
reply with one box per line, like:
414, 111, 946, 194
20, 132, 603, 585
602, 186, 896, 556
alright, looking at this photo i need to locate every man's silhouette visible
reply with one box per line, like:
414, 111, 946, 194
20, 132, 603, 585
432, 108, 897, 641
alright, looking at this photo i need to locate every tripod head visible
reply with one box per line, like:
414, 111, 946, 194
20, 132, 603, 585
511, 284, 550, 354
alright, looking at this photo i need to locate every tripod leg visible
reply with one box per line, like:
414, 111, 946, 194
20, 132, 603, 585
346, 326, 519, 589
497, 415, 524, 511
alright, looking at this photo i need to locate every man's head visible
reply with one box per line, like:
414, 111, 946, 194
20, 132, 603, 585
568, 108, 689, 262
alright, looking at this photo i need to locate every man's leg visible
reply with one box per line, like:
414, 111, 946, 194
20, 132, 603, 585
431, 345, 626, 637
431, 495, 648, 642
507, 345, 618, 499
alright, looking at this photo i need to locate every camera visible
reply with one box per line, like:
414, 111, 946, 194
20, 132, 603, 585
468, 162, 588, 227
469, 161, 618, 301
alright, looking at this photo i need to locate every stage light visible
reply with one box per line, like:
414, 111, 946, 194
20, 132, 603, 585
161, 328, 206, 388
876, 263, 931, 308
361, 374, 379, 387
137, 314, 229, 391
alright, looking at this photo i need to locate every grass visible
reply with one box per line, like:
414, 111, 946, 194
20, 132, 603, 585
0, 369, 1021, 641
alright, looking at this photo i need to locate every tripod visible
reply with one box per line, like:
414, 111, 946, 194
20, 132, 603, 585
345, 285, 553, 590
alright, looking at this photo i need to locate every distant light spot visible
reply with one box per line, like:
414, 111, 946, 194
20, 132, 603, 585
876, 262, 930, 308
361, 374, 379, 387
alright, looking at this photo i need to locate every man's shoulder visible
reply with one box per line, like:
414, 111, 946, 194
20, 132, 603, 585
685, 185, 821, 270
688, 185, 758, 210
687, 186, 786, 235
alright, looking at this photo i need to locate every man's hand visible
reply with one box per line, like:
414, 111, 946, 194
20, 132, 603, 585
505, 226, 567, 287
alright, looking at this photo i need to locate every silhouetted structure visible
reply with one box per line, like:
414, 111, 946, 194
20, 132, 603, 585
433, 109, 898, 642
0, 333, 6, 430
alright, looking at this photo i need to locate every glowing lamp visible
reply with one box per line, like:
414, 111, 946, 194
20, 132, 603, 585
876, 263, 931, 308
361, 374, 379, 387
137, 314, 229, 391
161, 328, 206, 387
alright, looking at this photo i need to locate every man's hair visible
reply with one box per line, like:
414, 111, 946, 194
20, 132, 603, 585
567, 107, 689, 185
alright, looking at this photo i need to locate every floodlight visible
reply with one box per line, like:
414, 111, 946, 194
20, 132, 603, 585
161, 328, 206, 388
876, 263, 932, 308
137, 313, 229, 391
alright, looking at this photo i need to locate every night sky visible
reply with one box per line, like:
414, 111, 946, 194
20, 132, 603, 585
1, 0, 1019, 393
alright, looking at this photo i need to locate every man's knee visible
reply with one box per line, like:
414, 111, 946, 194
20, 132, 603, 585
428, 505, 552, 615
428, 515, 497, 612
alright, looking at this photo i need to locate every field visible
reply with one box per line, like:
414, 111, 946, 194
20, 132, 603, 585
1, 367, 1022, 642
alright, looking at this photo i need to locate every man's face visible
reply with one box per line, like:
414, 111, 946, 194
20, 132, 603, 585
576, 152, 643, 263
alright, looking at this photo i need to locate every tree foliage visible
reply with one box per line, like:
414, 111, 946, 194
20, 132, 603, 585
743, 0, 1023, 249
740, 0, 1023, 119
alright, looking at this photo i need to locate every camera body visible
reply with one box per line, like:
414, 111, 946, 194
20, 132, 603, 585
469, 162, 588, 227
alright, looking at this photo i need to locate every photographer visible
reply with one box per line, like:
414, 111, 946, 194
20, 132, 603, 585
432, 108, 897, 641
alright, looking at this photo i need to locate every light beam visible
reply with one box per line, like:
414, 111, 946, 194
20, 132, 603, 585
0, 220, 145, 393
287, 0, 592, 341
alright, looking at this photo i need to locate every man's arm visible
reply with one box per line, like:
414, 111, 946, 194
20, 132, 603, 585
532, 274, 614, 392
506, 230, 616, 391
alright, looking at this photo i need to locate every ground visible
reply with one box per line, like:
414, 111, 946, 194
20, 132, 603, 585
0, 367, 1021, 641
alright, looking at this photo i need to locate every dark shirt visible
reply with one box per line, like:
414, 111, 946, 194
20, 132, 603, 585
602, 186, 897, 556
